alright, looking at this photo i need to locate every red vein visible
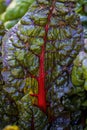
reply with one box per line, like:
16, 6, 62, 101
30, 1, 55, 113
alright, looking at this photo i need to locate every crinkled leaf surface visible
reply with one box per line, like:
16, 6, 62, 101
1, 0, 85, 129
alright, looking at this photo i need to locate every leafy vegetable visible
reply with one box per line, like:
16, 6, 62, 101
1, 0, 87, 129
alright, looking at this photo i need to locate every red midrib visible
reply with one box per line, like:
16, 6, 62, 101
31, 1, 55, 113
38, 45, 46, 112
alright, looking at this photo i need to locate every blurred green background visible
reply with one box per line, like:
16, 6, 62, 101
0, 0, 35, 29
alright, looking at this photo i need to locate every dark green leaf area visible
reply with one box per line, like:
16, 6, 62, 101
30, 10, 48, 26
10, 67, 24, 79
18, 94, 49, 130
0, 90, 18, 128
45, 37, 82, 71
18, 24, 45, 37
55, 2, 69, 15
2, 70, 24, 102
60, 90, 87, 129
70, 125, 84, 130
3, 31, 40, 78
62, 94, 86, 111
50, 112, 70, 130
47, 27, 73, 41
11, 34, 25, 49
3, 84, 24, 102
69, 111, 85, 130
47, 78, 69, 117
2, 71, 38, 102
24, 52, 39, 74
21, 13, 33, 25
29, 37, 44, 55
45, 64, 69, 89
